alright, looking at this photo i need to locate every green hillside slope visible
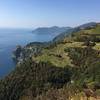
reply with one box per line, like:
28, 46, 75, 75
0, 23, 100, 100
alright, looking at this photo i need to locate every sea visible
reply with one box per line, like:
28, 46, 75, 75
0, 28, 58, 77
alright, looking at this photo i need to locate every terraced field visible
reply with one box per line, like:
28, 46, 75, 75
32, 42, 86, 67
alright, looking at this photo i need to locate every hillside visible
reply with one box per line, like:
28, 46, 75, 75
0, 22, 100, 100
32, 23, 100, 67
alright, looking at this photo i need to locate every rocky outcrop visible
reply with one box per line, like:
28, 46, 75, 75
12, 42, 47, 65
12, 45, 23, 63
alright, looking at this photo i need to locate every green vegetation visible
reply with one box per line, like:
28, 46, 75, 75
72, 24, 100, 42
0, 23, 100, 100
0, 59, 72, 100
33, 42, 84, 67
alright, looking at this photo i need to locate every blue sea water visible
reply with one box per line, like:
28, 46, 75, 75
0, 28, 57, 77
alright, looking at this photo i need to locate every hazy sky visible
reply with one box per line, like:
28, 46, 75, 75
0, 0, 100, 28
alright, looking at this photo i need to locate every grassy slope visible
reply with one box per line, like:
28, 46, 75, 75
33, 42, 85, 67
32, 24, 100, 94
74, 24, 100, 35
32, 24, 100, 67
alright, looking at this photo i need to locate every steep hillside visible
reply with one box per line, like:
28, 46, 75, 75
0, 60, 72, 100
0, 22, 100, 100
33, 23, 100, 67
31, 23, 100, 99
72, 23, 100, 42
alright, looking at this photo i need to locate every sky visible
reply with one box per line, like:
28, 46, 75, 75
0, 0, 100, 28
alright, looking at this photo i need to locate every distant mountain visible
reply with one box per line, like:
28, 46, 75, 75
32, 26, 71, 35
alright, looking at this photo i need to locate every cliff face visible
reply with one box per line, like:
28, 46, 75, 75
12, 42, 47, 65
12, 45, 23, 62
